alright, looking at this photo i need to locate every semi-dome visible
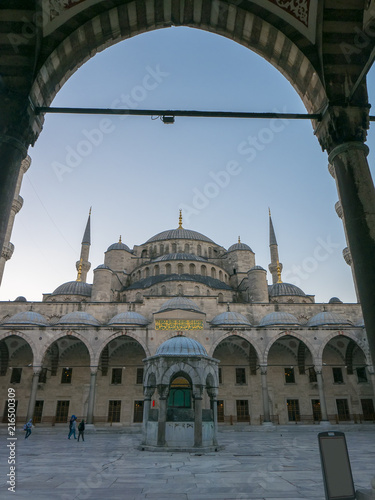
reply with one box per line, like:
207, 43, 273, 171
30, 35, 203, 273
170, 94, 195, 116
156, 336, 208, 357
152, 253, 208, 263
127, 274, 231, 291
211, 311, 251, 326
145, 228, 215, 244
249, 265, 266, 271
269, 282, 306, 297
259, 311, 300, 327
157, 297, 202, 313
328, 297, 343, 304
51, 281, 92, 297
106, 241, 131, 252
108, 311, 148, 326
56, 311, 100, 326
307, 311, 353, 327
3, 311, 49, 326
228, 242, 253, 252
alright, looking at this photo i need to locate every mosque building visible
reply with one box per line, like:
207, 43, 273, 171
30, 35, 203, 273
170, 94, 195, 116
0, 206, 374, 432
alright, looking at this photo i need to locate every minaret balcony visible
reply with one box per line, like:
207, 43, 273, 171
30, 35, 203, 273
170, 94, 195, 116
1, 242, 14, 261
343, 247, 352, 266
335, 201, 343, 219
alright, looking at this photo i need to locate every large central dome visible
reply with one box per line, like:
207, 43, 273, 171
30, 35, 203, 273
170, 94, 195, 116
145, 228, 216, 244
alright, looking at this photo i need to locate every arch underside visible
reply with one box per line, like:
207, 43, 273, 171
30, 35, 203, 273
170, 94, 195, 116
31, 0, 327, 119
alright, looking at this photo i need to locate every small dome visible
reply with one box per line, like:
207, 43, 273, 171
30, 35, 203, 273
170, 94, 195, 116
152, 253, 207, 263
14, 296, 27, 302
211, 311, 251, 326
145, 228, 215, 244
249, 265, 266, 271
269, 282, 306, 297
94, 264, 111, 271
106, 241, 131, 252
157, 297, 202, 313
3, 311, 49, 326
56, 311, 100, 326
108, 312, 148, 326
328, 297, 343, 304
228, 242, 253, 252
259, 311, 300, 327
51, 281, 92, 297
307, 311, 353, 327
156, 336, 208, 357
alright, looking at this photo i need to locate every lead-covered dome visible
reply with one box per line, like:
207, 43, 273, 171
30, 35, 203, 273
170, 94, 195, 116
307, 311, 353, 327
108, 312, 148, 326
56, 311, 100, 326
145, 228, 215, 244
51, 281, 92, 297
156, 336, 208, 357
106, 241, 131, 252
211, 311, 251, 326
269, 282, 306, 297
157, 297, 202, 313
228, 242, 253, 252
259, 311, 300, 327
3, 311, 49, 326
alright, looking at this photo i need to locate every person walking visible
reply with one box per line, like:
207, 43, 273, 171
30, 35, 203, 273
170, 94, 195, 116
67, 415, 77, 439
24, 419, 32, 439
77, 419, 85, 442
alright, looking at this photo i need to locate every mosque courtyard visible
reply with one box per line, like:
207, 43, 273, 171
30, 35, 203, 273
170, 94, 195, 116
0, 425, 374, 499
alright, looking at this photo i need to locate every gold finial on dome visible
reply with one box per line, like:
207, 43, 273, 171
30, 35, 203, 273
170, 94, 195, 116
238, 236, 241, 243
89, 206, 92, 216
76, 258, 83, 282
178, 209, 183, 229
276, 259, 282, 284
269, 207, 271, 217
119, 235, 122, 243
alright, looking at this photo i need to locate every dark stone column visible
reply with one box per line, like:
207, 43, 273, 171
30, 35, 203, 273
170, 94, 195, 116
260, 364, 271, 424
142, 386, 155, 444
86, 369, 97, 424
316, 105, 375, 370
328, 142, 375, 369
157, 384, 169, 446
0, 136, 28, 254
194, 386, 203, 447
315, 366, 329, 423
26, 369, 41, 421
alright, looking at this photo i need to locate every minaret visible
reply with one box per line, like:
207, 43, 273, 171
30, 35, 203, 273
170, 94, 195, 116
268, 208, 283, 285
76, 209, 91, 283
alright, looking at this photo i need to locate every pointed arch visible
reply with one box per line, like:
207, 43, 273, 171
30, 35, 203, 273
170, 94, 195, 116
42, 331, 95, 367
96, 330, 150, 366
210, 331, 262, 362
0, 331, 37, 364
317, 331, 371, 367
264, 331, 316, 365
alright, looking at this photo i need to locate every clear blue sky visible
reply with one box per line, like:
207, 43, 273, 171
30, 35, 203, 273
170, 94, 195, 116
1, 26, 374, 303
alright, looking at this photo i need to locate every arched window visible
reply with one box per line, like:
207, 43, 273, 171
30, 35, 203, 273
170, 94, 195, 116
135, 292, 142, 302
165, 244, 169, 253
168, 377, 191, 409
184, 243, 189, 253
154, 265, 160, 276
177, 285, 183, 295
161, 285, 166, 295
172, 243, 177, 253
194, 286, 200, 295
208, 247, 212, 258
165, 263, 171, 275
218, 293, 224, 303
145, 267, 150, 278
141, 249, 148, 258
137, 270, 141, 281
197, 245, 202, 256
177, 263, 184, 275
189, 263, 195, 275
219, 270, 223, 281
211, 267, 216, 279
201, 265, 207, 277
159, 244, 164, 254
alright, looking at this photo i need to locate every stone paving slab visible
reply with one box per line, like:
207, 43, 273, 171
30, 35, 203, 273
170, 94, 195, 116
0, 426, 374, 499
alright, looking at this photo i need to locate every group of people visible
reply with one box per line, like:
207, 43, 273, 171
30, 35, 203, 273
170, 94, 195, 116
68, 415, 85, 441
23, 415, 85, 441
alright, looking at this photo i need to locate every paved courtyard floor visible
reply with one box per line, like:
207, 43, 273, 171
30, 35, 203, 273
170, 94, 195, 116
0, 425, 374, 499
